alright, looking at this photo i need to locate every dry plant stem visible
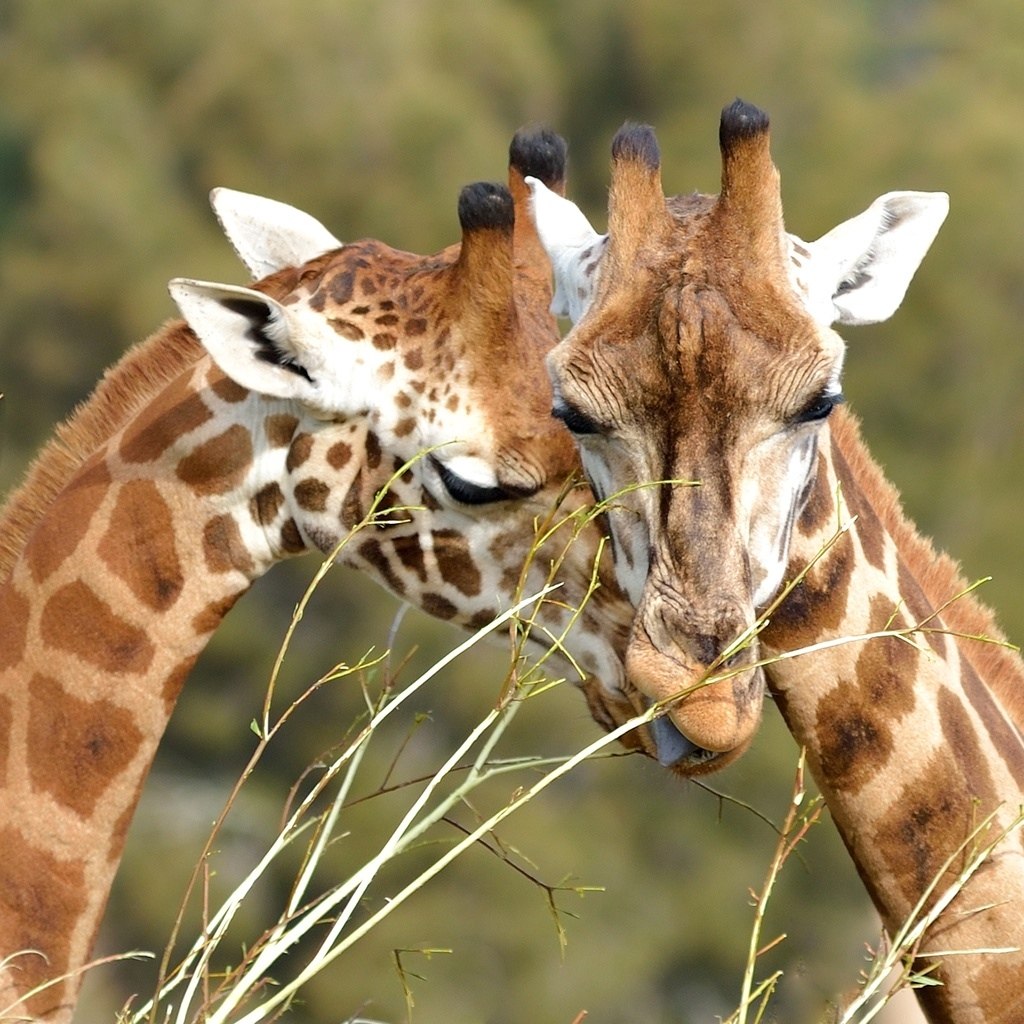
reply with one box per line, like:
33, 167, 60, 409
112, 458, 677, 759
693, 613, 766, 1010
0, 951, 152, 1023
727, 752, 823, 1024
838, 807, 1024, 1024
133, 584, 559, 1024
148, 451, 434, 1017
222, 706, 660, 1024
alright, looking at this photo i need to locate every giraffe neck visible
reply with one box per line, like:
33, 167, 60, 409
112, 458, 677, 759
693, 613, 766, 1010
763, 408, 1024, 1024
0, 343, 305, 1020
0, 317, 628, 1022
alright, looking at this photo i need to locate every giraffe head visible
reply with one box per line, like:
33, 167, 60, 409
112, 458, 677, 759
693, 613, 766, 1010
173, 158, 573, 533
149, 130, 634, 692
529, 101, 947, 772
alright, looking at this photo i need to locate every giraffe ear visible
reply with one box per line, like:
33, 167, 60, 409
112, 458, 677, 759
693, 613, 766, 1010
169, 279, 323, 403
799, 191, 949, 327
209, 188, 342, 280
525, 175, 608, 323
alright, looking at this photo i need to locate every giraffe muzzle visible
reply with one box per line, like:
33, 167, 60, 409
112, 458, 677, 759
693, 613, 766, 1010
625, 629, 766, 768
648, 713, 719, 768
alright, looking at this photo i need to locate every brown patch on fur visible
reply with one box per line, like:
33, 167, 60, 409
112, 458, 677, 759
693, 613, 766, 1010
327, 441, 352, 469
24, 460, 111, 585
27, 672, 143, 817
0, 322, 203, 581
956, 655, 1024, 793
854, 597, 919, 717
329, 319, 365, 341
250, 482, 285, 525
814, 677, 895, 796
99, 480, 183, 611
176, 425, 253, 495
394, 537, 427, 582
467, 608, 499, 631
764, 529, 854, 650
832, 442, 886, 571
358, 538, 406, 595
365, 432, 382, 469
897, 559, 947, 657
202, 515, 255, 575
0, 585, 31, 672
0, 823, 87, 1018
265, 414, 299, 448
210, 374, 248, 403
280, 519, 305, 553
120, 375, 213, 464
41, 581, 154, 674
936, 686, 996, 805
796, 451, 833, 536
192, 594, 242, 635
287, 433, 314, 472
0, 694, 11, 787
830, 411, 1024, 731
340, 477, 367, 531
433, 529, 482, 596
872, 747, 978, 907
422, 592, 457, 619
161, 657, 196, 711
294, 478, 329, 512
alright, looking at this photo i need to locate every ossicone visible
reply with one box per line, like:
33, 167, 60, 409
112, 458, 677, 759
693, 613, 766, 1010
458, 181, 515, 234
719, 99, 770, 149
509, 127, 567, 192
611, 122, 661, 171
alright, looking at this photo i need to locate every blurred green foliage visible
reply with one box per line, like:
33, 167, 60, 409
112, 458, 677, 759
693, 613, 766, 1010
2, 1, 1023, 1022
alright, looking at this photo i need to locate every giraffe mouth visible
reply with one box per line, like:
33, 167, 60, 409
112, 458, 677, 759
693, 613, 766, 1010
648, 714, 719, 768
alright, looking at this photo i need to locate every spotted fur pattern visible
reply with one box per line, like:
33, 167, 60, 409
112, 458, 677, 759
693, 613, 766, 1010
540, 103, 1024, 1023
0, 132, 634, 1021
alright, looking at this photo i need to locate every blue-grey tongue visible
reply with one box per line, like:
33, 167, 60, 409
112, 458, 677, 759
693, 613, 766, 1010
650, 714, 704, 767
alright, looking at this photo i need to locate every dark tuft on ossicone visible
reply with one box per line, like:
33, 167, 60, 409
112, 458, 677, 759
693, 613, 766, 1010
457, 182, 515, 233
509, 126, 567, 189
719, 99, 770, 146
611, 122, 661, 171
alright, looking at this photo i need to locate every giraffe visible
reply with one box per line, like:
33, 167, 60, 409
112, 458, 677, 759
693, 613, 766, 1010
0, 128, 637, 1022
528, 102, 1024, 1023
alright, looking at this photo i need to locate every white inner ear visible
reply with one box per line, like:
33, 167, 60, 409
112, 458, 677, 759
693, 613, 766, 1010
525, 176, 607, 323
795, 190, 948, 327
210, 187, 342, 280
169, 278, 319, 402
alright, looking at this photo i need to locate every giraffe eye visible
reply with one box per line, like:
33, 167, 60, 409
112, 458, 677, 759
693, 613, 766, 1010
552, 400, 602, 436
794, 390, 843, 425
431, 457, 513, 506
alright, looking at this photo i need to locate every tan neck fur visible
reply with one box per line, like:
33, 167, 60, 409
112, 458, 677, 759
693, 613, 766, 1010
0, 323, 202, 582
764, 408, 1024, 1024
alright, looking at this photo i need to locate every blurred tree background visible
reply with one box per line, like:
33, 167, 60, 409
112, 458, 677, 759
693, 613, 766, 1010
2, 1, 1023, 1022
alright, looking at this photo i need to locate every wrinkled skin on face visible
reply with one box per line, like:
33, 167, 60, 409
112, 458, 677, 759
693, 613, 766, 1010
529, 102, 947, 773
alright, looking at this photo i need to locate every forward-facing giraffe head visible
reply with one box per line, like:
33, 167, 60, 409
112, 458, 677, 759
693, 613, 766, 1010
528, 101, 947, 771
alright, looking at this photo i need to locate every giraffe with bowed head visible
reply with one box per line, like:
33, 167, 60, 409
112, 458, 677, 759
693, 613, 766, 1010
528, 101, 1024, 1023
0, 129, 645, 1022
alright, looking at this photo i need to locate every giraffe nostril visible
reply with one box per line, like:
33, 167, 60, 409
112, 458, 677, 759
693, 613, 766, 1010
692, 632, 724, 666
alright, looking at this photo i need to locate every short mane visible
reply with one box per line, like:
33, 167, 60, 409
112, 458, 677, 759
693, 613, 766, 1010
0, 259, 321, 582
0, 321, 204, 580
